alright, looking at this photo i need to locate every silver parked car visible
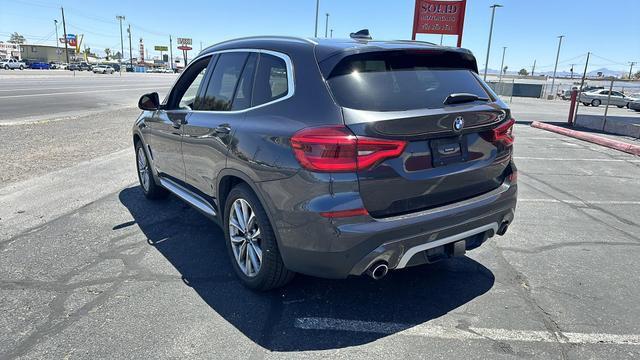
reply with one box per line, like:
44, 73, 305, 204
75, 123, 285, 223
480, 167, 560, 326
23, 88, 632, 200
580, 89, 638, 108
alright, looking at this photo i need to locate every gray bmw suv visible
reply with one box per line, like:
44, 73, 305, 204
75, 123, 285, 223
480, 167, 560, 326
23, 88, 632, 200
133, 35, 517, 290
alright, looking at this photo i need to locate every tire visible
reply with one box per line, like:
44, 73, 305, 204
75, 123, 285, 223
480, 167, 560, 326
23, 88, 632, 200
134, 141, 168, 199
224, 184, 294, 291
616, 105, 624, 108
3, 65, 8, 70
19, 65, 24, 70
582, 102, 590, 106
591, 99, 601, 107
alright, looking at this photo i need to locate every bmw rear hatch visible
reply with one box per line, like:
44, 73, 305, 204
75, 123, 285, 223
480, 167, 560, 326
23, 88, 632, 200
319, 47, 515, 218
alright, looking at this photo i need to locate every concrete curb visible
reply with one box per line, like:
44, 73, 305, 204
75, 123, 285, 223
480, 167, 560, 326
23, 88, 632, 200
530, 121, 640, 156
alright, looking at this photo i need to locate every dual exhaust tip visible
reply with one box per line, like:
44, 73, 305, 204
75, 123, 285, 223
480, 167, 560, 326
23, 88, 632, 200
366, 261, 389, 280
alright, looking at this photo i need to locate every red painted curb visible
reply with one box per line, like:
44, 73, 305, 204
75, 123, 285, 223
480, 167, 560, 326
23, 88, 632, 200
530, 121, 640, 156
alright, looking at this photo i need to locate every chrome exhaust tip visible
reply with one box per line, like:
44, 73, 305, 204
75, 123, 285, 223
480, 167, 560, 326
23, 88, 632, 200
497, 221, 510, 236
367, 262, 389, 280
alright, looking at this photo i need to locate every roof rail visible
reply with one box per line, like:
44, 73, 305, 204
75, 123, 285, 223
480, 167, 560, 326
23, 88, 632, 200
202, 35, 315, 52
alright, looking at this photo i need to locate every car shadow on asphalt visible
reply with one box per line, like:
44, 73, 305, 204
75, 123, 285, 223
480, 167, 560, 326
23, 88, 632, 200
118, 186, 495, 351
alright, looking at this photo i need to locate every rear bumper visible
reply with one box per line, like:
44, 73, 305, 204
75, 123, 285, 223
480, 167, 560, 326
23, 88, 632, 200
257, 172, 517, 279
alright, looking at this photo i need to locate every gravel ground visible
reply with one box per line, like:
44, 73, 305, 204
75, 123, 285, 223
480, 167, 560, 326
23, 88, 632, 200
0, 107, 139, 186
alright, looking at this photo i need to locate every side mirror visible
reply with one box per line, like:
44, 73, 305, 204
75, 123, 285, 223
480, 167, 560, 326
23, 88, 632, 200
138, 92, 160, 111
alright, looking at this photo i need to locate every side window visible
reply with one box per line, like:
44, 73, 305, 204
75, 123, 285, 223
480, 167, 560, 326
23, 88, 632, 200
253, 53, 289, 107
231, 53, 258, 111
196, 52, 248, 111
170, 56, 211, 110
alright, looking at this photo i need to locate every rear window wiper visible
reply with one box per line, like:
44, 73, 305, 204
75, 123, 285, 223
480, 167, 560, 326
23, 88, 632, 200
443, 93, 490, 105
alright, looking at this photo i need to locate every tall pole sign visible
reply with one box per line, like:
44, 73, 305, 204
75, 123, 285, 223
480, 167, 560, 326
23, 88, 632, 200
412, 0, 467, 47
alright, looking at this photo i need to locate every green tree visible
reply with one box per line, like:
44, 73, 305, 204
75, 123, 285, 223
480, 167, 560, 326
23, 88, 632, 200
518, 68, 529, 76
634, 70, 640, 80
104, 48, 111, 60
8, 32, 26, 44
502, 66, 509, 75
113, 51, 122, 60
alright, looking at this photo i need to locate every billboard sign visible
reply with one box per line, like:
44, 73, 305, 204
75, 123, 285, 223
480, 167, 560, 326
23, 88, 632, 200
66, 34, 77, 47
154, 45, 168, 51
177, 37, 192, 45
412, 0, 466, 46
177, 45, 192, 51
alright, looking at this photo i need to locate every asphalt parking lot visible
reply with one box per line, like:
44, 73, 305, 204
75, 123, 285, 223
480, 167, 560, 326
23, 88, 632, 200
1, 72, 639, 359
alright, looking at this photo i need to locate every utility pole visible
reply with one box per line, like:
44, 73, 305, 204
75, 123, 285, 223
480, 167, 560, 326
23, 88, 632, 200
572, 52, 590, 126
483, 4, 503, 81
440, 34, 444, 45
569, 64, 576, 79
531, 59, 536, 77
169, 35, 173, 71
330, 29, 333, 38
325, 13, 329, 38
314, 0, 320, 37
200, 41, 203, 52
60, 7, 70, 64
54, 19, 60, 62
629, 62, 637, 79
498, 46, 506, 94
550, 35, 564, 99
127, 24, 133, 68
116, 15, 125, 72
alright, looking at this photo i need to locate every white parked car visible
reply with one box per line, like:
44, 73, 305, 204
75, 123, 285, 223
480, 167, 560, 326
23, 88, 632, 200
579, 89, 638, 108
93, 65, 115, 74
1, 58, 26, 70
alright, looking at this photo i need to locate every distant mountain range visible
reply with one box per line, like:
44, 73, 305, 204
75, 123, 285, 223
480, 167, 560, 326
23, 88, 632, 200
480, 67, 627, 78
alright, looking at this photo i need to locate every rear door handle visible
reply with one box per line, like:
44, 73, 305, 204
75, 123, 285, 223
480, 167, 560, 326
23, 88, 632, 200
214, 125, 231, 134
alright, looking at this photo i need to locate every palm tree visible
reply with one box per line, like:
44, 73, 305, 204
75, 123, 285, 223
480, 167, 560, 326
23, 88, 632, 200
104, 48, 111, 60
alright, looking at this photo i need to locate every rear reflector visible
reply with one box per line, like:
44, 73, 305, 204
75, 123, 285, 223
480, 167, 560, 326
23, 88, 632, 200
319, 208, 369, 218
291, 126, 406, 172
508, 170, 518, 183
492, 118, 516, 145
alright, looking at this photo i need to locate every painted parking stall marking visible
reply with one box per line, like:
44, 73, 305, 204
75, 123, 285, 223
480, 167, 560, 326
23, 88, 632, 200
295, 317, 640, 345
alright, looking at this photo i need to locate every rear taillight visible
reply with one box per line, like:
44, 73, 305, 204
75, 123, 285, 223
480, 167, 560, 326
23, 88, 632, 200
290, 126, 407, 172
492, 118, 516, 145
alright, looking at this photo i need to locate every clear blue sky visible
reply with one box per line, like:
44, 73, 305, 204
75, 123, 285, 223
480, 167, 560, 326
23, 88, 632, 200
1, 0, 639, 73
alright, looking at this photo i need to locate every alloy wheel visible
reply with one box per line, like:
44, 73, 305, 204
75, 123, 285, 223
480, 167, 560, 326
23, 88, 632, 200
228, 198, 263, 277
137, 147, 150, 192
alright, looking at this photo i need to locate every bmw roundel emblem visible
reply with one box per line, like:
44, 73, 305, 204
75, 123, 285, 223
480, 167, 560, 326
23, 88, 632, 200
453, 116, 465, 132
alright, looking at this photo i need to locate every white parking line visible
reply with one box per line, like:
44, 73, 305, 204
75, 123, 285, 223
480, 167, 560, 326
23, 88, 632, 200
519, 199, 640, 205
295, 317, 640, 345
514, 157, 640, 162
0, 87, 170, 99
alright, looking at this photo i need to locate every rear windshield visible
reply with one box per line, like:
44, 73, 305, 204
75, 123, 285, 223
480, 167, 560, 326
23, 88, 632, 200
326, 51, 489, 111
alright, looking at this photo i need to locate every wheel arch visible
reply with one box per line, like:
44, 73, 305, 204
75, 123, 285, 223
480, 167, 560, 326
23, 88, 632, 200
216, 169, 282, 247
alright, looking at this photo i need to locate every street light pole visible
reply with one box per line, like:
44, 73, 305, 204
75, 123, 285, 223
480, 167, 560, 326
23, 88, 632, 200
629, 62, 637, 79
483, 4, 502, 81
330, 29, 333, 38
325, 13, 329, 38
116, 15, 125, 73
314, 0, 320, 37
550, 35, 564, 99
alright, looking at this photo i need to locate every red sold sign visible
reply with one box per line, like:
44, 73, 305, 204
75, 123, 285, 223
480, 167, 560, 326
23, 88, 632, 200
412, 0, 467, 47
